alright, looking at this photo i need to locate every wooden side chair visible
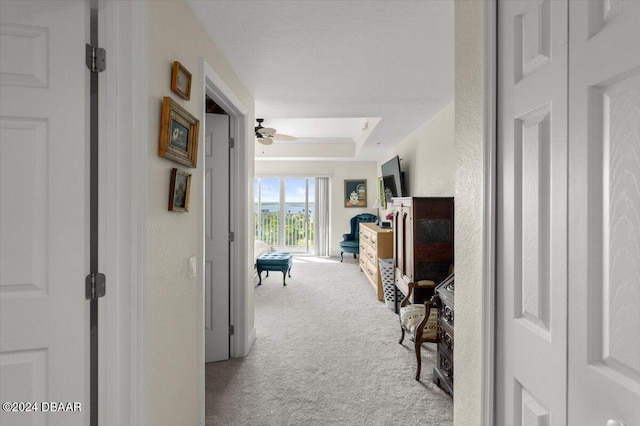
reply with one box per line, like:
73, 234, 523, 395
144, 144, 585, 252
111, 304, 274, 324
398, 280, 440, 380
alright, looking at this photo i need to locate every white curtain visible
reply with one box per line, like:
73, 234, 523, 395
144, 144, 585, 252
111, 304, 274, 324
314, 177, 330, 256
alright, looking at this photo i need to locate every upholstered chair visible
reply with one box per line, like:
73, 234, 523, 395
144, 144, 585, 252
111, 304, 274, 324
398, 280, 439, 380
338, 213, 377, 262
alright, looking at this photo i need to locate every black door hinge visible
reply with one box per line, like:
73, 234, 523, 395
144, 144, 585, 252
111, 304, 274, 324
229, 137, 235, 148
85, 44, 106, 73
86, 273, 106, 300
229, 325, 235, 336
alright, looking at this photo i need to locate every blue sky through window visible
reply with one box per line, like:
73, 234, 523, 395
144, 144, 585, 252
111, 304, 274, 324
255, 178, 315, 203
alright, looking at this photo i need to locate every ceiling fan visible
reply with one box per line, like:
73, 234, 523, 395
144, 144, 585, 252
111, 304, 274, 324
255, 118, 297, 145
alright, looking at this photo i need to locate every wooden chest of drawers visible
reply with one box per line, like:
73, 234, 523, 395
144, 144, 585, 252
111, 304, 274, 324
392, 197, 454, 305
433, 273, 454, 397
358, 223, 393, 301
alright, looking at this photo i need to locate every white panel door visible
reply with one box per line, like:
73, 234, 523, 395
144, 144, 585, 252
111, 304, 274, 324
568, 1, 640, 425
0, 1, 88, 425
496, 0, 568, 424
205, 113, 230, 363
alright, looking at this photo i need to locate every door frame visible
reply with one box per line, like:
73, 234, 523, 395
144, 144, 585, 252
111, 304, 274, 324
199, 59, 252, 425
482, 1, 497, 425
100, 1, 148, 425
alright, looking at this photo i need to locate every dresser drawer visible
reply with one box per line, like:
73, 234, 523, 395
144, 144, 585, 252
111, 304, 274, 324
434, 347, 454, 397
360, 228, 373, 244
364, 244, 376, 263
359, 251, 367, 270
364, 258, 377, 283
369, 232, 377, 246
437, 322, 454, 359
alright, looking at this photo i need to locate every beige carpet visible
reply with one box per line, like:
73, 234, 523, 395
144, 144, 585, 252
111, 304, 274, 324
205, 256, 453, 426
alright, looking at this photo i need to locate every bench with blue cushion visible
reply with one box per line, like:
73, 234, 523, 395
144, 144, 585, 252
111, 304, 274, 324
256, 252, 293, 286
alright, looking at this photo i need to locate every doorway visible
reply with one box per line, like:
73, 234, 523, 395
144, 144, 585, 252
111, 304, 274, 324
204, 103, 230, 363
199, 59, 251, 425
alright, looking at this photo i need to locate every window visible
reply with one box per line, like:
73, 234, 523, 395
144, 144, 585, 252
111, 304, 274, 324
254, 177, 315, 253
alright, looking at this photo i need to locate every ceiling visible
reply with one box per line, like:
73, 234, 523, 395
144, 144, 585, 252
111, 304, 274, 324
187, 0, 454, 161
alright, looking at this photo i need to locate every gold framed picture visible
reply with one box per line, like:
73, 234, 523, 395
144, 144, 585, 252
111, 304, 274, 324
171, 61, 192, 100
169, 168, 191, 212
159, 96, 200, 168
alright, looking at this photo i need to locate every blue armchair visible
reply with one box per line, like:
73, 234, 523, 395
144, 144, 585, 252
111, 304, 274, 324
339, 213, 377, 262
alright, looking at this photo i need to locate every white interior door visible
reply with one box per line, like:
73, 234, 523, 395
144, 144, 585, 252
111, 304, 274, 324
496, 0, 568, 424
0, 1, 88, 425
205, 113, 230, 363
568, 1, 640, 425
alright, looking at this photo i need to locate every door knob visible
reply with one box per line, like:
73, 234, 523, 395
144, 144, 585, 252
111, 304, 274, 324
607, 420, 626, 426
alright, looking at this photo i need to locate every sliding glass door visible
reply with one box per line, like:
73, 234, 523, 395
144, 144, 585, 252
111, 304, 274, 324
255, 177, 315, 253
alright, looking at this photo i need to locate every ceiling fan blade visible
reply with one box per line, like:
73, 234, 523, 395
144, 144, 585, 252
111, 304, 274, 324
257, 127, 276, 136
272, 133, 297, 141
257, 137, 273, 145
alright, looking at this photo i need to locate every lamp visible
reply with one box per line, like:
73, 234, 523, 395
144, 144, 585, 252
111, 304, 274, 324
370, 198, 382, 223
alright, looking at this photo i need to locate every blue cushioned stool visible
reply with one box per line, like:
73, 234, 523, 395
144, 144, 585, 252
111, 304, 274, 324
256, 252, 292, 286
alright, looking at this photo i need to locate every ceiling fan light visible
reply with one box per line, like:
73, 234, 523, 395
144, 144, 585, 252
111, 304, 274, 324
257, 137, 273, 145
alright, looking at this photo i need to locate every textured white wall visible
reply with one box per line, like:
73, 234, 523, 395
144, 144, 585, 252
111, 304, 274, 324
379, 102, 455, 198
454, 1, 485, 425
254, 161, 378, 258
148, 2, 254, 425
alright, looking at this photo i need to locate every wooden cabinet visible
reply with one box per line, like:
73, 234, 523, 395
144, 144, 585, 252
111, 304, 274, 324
433, 273, 454, 397
392, 197, 454, 304
358, 223, 394, 301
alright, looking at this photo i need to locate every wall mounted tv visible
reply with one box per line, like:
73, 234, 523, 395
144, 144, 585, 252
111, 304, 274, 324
381, 155, 405, 202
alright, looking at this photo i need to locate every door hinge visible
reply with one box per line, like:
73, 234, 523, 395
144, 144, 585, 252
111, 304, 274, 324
85, 272, 106, 300
229, 325, 235, 336
229, 137, 235, 148
85, 44, 106, 73
229, 231, 235, 242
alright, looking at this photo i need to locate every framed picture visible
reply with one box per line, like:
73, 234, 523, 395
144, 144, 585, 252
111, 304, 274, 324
344, 179, 367, 208
159, 96, 200, 168
377, 176, 387, 209
171, 61, 192, 100
169, 168, 191, 212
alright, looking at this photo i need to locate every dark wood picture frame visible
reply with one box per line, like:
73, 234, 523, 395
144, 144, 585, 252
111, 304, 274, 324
344, 179, 367, 208
168, 168, 191, 212
159, 96, 200, 168
171, 61, 192, 100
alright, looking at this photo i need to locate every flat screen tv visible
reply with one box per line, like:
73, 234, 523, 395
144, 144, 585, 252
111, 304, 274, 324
381, 155, 405, 203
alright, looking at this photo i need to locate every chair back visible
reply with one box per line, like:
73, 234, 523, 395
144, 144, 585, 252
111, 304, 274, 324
348, 213, 377, 240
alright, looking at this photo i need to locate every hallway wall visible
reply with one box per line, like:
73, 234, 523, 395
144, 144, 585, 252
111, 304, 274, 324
379, 101, 455, 198
148, 2, 254, 425
454, 1, 486, 424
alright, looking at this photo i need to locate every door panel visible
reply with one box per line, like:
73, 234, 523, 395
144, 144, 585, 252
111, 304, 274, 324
0, 1, 88, 425
205, 113, 230, 363
568, 1, 640, 424
497, 0, 568, 424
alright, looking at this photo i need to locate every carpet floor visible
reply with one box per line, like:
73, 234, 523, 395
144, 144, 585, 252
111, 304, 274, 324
205, 256, 453, 426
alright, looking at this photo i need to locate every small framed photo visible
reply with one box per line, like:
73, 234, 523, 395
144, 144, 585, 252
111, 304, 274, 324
377, 176, 386, 209
159, 96, 200, 168
169, 168, 191, 212
171, 61, 192, 100
344, 179, 367, 208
